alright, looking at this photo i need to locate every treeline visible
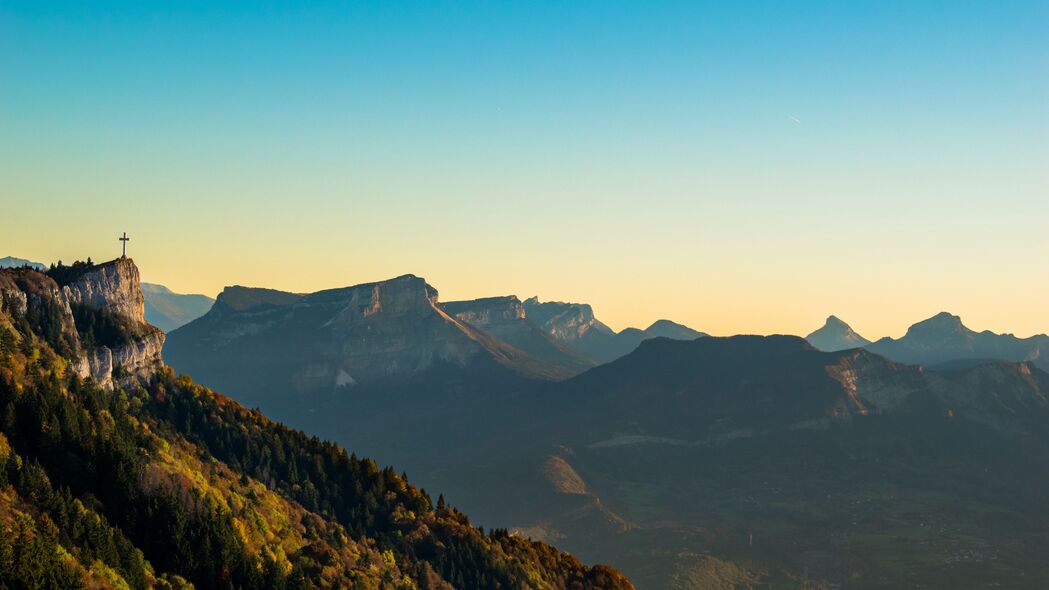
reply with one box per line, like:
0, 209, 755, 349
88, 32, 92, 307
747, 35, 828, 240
44, 259, 100, 288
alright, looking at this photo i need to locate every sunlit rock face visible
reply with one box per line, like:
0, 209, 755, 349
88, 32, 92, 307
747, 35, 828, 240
63, 258, 147, 323
442, 296, 596, 376
0, 258, 164, 389
523, 297, 615, 345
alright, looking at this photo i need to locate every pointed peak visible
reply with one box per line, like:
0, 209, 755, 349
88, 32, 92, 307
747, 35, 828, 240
824, 315, 850, 328
806, 315, 870, 351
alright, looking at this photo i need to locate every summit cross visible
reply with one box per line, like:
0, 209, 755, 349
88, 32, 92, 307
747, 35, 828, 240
119, 232, 130, 258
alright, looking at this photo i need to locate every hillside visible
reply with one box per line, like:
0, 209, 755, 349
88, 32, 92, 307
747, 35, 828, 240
290, 336, 1049, 589
0, 261, 633, 590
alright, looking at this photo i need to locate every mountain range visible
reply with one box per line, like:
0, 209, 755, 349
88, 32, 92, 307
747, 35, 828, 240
163, 272, 1049, 589
0, 256, 46, 271
805, 313, 1049, 372
0, 259, 631, 589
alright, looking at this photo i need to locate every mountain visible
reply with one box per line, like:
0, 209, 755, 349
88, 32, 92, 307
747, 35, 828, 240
805, 315, 872, 351
141, 282, 215, 332
441, 296, 596, 376
522, 297, 618, 360
291, 335, 1049, 589
1, 258, 216, 332
158, 277, 1049, 588
522, 297, 706, 362
0, 260, 633, 589
0, 256, 46, 270
165, 275, 572, 413
607, 320, 708, 361
866, 311, 1049, 371
1, 258, 165, 390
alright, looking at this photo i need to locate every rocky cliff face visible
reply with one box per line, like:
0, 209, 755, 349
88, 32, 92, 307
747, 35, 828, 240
523, 297, 615, 344
522, 297, 706, 363
442, 296, 596, 375
62, 258, 147, 323
165, 275, 569, 411
0, 259, 164, 389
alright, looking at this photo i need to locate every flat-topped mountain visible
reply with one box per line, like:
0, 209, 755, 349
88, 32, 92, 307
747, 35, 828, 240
805, 315, 872, 351
867, 311, 1049, 371
165, 275, 572, 411
522, 296, 706, 362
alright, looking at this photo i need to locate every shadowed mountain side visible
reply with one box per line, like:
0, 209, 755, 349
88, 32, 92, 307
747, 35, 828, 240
296, 335, 1049, 589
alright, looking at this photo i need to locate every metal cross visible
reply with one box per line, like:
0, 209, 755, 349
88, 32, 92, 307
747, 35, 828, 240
119, 232, 130, 258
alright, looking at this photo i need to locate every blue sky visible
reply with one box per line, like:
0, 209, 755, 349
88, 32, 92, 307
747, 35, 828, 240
3, 1, 1047, 337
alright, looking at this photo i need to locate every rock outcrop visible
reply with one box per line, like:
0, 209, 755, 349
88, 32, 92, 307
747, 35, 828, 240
62, 258, 147, 322
0, 258, 164, 389
442, 296, 596, 375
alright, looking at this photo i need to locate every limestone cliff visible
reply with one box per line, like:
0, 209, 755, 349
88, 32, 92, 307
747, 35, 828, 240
62, 258, 147, 322
522, 297, 706, 363
442, 296, 596, 375
165, 274, 569, 410
0, 259, 164, 389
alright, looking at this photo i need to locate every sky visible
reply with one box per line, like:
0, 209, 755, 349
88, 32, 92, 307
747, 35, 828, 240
2, 1, 1047, 339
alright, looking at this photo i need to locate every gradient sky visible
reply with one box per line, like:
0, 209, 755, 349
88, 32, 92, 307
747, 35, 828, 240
3, 1, 1047, 339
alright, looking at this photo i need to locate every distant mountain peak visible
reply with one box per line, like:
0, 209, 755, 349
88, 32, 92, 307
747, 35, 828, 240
905, 311, 970, 338
825, 315, 848, 327
805, 315, 871, 352
0, 256, 46, 271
